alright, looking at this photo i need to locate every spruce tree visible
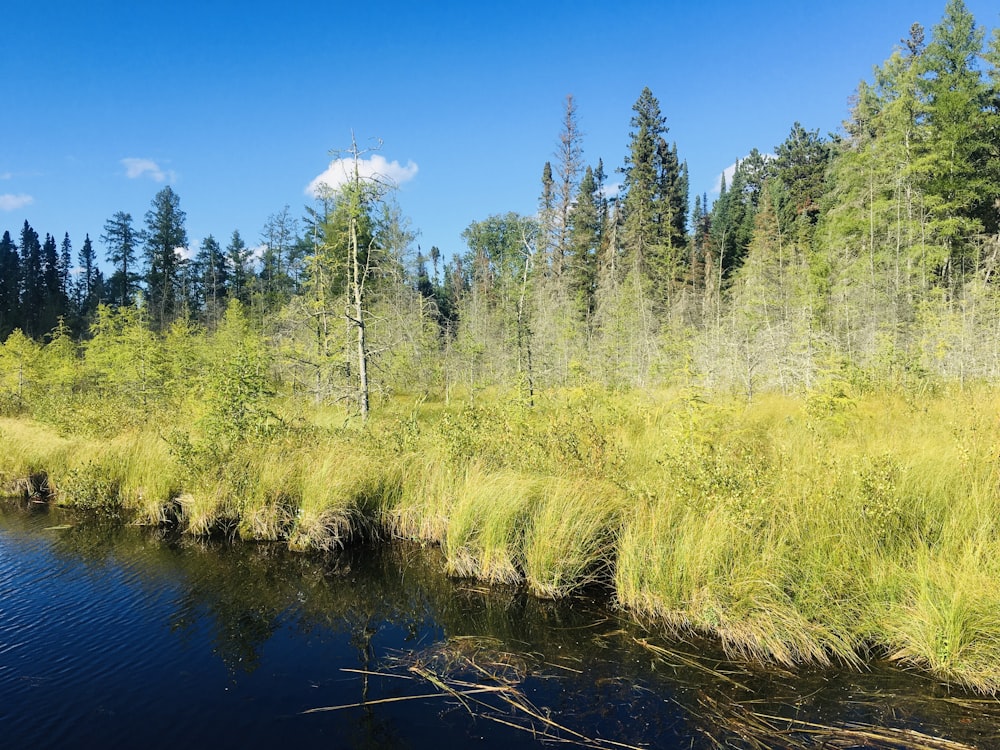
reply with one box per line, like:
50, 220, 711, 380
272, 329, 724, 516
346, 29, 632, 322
76, 234, 99, 314
567, 165, 600, 320
554, 94, 584, 276
622, 87, 666, 275
40, 233, 64, 334
143, 186, 188, 327
226, 229, 253, 305
19, 222, 43, 337
0, 231, 19, 339
59, 234, 72, 300
621, 87, 688, 307
101, 211, 140, 307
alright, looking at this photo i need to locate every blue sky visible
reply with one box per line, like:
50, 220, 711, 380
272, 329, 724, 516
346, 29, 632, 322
3, 0, 998, 267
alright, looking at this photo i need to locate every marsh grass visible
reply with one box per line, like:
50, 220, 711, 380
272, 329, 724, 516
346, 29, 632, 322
0, 417, 79, 496
289, 446, 404, 550
384, 449, 455, 543
6, 385, 1000, 691
522, 476, 625, 598
443, 467, 539, 584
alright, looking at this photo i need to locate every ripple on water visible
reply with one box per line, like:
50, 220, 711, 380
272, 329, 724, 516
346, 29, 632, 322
1, 501, 998, 750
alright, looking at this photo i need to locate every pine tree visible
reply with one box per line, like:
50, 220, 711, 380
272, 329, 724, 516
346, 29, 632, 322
195, 234, 228, 321
772, 123, 831, 228
19, 222, 43, 337
101, 211, 140, 307
567, 165, 600, 320
0, 231, 19, 339
143, 186, 188, 327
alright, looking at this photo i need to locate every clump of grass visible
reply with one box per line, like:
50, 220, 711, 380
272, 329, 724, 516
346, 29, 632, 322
289, 446, 403, 551
522, 476, 625, 598
883, 547, 1000, 693
177, 482, 232, 537
443, 466, 539, 584
616, 490, 853, 667
55, 430, 182, 521
235, 446, 300, 541
0, 417, 80, 496
114, 431, 183, 522
383, 449, 456, 544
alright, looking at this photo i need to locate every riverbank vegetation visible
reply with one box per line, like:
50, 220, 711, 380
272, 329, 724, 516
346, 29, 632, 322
3, 0, 1000, 692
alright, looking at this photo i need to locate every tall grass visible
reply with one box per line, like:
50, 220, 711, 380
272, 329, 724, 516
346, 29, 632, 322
5, 385, 1000, 691
523, 476, 625, 598
442, 466, 538, 584
0, 417, 79, 496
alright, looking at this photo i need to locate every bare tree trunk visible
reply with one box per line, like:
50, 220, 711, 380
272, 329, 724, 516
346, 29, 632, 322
516, 232, 534, 406
350, 181, 370, 420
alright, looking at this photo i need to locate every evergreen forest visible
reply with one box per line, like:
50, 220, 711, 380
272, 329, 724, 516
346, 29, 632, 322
4, 0, 1000, 694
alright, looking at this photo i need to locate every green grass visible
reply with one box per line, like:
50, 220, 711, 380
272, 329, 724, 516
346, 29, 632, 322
5, 385, 1000, 692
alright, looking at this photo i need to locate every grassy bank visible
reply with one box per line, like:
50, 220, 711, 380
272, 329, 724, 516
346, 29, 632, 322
3, 384, 1000, 692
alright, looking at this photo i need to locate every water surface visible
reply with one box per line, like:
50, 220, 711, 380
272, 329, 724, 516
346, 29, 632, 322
1, 500, 997, 749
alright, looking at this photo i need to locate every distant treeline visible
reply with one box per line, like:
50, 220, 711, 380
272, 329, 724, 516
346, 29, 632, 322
2, 0, 999, 402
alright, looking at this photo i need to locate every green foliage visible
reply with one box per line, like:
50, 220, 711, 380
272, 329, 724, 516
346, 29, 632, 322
199, 301, 277, 452
143, 186, 188, 328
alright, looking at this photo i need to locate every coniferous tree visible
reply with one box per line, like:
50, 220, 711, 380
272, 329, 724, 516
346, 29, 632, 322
621, 87, 689, 308
40, 233, 64, 334
101, 211, 140, 307
772, 123, 831, 230
59, 233, 72, 300
567, 165, 601, 321
622, 87, 666, 278
76, 234, 101, 316
19, 222, 43, 337
143, 186, 188, 328
918, 0, 992, 279
414, 250, 434, 300
554, 94, 584, 276
984, 24, 1000, 223
226, 230, 253, 305
0, 231, 19, 339
538, 161, 556, 271
194, 234, 228, 322
258, 206, 300, 310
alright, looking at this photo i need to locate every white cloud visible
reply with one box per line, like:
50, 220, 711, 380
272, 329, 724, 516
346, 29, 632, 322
0, 172, 12, 180
174, 245, 195, 261
713, 162, 739, 194
600, 181, 622, 200
306, 154, 418, 198
712, 153, 775, 194
0, 193, 34, 211
121, 157, 175, 183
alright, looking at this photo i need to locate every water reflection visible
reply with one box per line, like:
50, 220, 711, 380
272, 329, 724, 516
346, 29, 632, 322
1, 499, 998, 749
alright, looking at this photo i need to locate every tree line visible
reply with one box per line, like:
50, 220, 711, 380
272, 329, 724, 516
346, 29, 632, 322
2, 0, 999, 414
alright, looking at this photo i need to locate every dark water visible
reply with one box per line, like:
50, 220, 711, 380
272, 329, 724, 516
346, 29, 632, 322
2, 501, 999, 750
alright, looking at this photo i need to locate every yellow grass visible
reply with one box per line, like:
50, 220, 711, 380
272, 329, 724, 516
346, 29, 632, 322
6, 383, 1000, 692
